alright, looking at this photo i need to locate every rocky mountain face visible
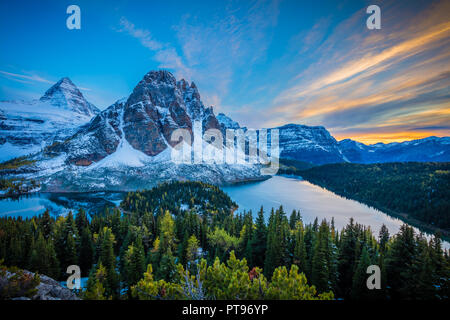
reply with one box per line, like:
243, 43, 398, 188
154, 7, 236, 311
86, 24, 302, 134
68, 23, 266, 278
2, 70, 449, 192
0, 78, 99, 162
339, 136, 450, 163
39, 77, 100, 117
276, 124, 346, 164
217, 112, 242, 131
15, 71, 263, 192
50, 71, 224, 167
216, 117, 346, 165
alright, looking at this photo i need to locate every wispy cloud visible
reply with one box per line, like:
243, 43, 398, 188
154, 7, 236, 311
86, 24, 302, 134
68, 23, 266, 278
118, 17, 163, 51
0, 70, 54, 84
116, 16, 193, 83
116, 0, 280, 115
0, 70, 92, 91
268, 0, 450, 143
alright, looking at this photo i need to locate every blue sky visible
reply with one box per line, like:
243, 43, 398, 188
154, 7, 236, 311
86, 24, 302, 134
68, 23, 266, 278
0, 0, 449, 143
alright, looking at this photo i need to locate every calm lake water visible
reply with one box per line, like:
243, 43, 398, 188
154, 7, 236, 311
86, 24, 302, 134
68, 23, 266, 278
0, 175, 448, 249
223, 176, 450, 249
0, 192, 124, 219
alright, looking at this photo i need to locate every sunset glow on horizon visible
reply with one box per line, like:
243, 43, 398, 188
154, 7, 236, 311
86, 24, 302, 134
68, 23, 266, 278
0, 0, 449, 144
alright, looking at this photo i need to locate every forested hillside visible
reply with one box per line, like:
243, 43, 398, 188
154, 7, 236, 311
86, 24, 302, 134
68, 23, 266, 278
291, 162, 450, 232
1, 181, 449, 300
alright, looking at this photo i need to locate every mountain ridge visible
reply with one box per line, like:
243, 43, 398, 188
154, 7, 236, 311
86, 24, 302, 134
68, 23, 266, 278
0, 77, 99, 162
1, 70, 449, 192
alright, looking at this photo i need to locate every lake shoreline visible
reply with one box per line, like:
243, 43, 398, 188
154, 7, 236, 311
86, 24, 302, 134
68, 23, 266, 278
284, 173, 450, 241
1, 175, 449, 247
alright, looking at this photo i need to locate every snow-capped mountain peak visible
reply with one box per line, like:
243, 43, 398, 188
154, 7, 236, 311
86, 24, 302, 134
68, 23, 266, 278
217, 113, 241, 130
0, 78, 100, 161
39, 77, 100, 117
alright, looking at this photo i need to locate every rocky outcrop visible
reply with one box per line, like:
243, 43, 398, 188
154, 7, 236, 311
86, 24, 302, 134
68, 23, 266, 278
2, 269, 80, 300
31, 273, 80, 300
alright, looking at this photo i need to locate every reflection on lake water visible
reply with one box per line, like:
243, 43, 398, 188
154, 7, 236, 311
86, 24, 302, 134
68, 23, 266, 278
0, 192, 124, 219
223, 175, 450, 249
0, 175, 448, 249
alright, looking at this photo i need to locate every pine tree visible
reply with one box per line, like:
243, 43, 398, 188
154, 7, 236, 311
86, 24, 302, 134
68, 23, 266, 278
78, 227, 94, 277
337, 218, 358, 298
54, 212, 79, 276
293, 221, 307, 274
75, 208, 89, 235
250, 207, 267, 268
351, 245, 372, 299
28, 232, 59, 279
186, 234, 200, 265
240, 211, 253, 264
40, 209, 54, 240
124, 236, 146, 288
264, 206, 289, 277
84, 263, 108, 300
177, 231, 189, 266
378, 224, 389, 254
97, 227, 120, 298
159, 210, 176, 254
311, 220, 331, 293
385, 224, 416, 299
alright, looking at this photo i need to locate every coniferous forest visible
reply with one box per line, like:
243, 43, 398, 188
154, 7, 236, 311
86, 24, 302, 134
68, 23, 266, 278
280, 162, 450, 233
1, 181, 449, 300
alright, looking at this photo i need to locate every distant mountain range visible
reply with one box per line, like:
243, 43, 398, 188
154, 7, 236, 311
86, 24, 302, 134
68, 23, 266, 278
338, 137, 450, 163
0, 70, 449, 191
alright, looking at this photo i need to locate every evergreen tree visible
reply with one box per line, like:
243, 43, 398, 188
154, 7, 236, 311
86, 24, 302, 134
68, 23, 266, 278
293, 221, 307, 274
385, 224, 416, 299
337, 218, 358, 298
84, 263, 108, 300
123, 236, 146, 288
378, 224, 390, 254
186, 234, 200, 265
97, 227, 120, 298
264, 207, 289, 277
351, 245, 372, 300
28, 232, 59, 279
78, 227, 94, 277
40, 209, 54, 240
250, 207, 267, 268
75, 208, 89, 235
311, 220, 331, 292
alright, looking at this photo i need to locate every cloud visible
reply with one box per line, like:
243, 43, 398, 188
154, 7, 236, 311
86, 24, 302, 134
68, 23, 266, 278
118, 17, 163, 51
0, 70, 54, 85
116, 0, 280, 116
268, 0, 450, 142
116, 16, 193, 82
0, 70, 92, 91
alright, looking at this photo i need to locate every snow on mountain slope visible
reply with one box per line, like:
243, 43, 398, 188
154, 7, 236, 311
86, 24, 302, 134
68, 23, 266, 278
217, 112, 241, 130
3, 70, 449, 193
5, 71, 265, 192
277, 124, 346, 164
0, 78, 99, 162
39, 77, 100, 117
339, 136, 450, 163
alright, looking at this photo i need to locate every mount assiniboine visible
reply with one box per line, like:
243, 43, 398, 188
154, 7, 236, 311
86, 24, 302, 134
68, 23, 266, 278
1, 70, 449, 192
0, 77, 100, 162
